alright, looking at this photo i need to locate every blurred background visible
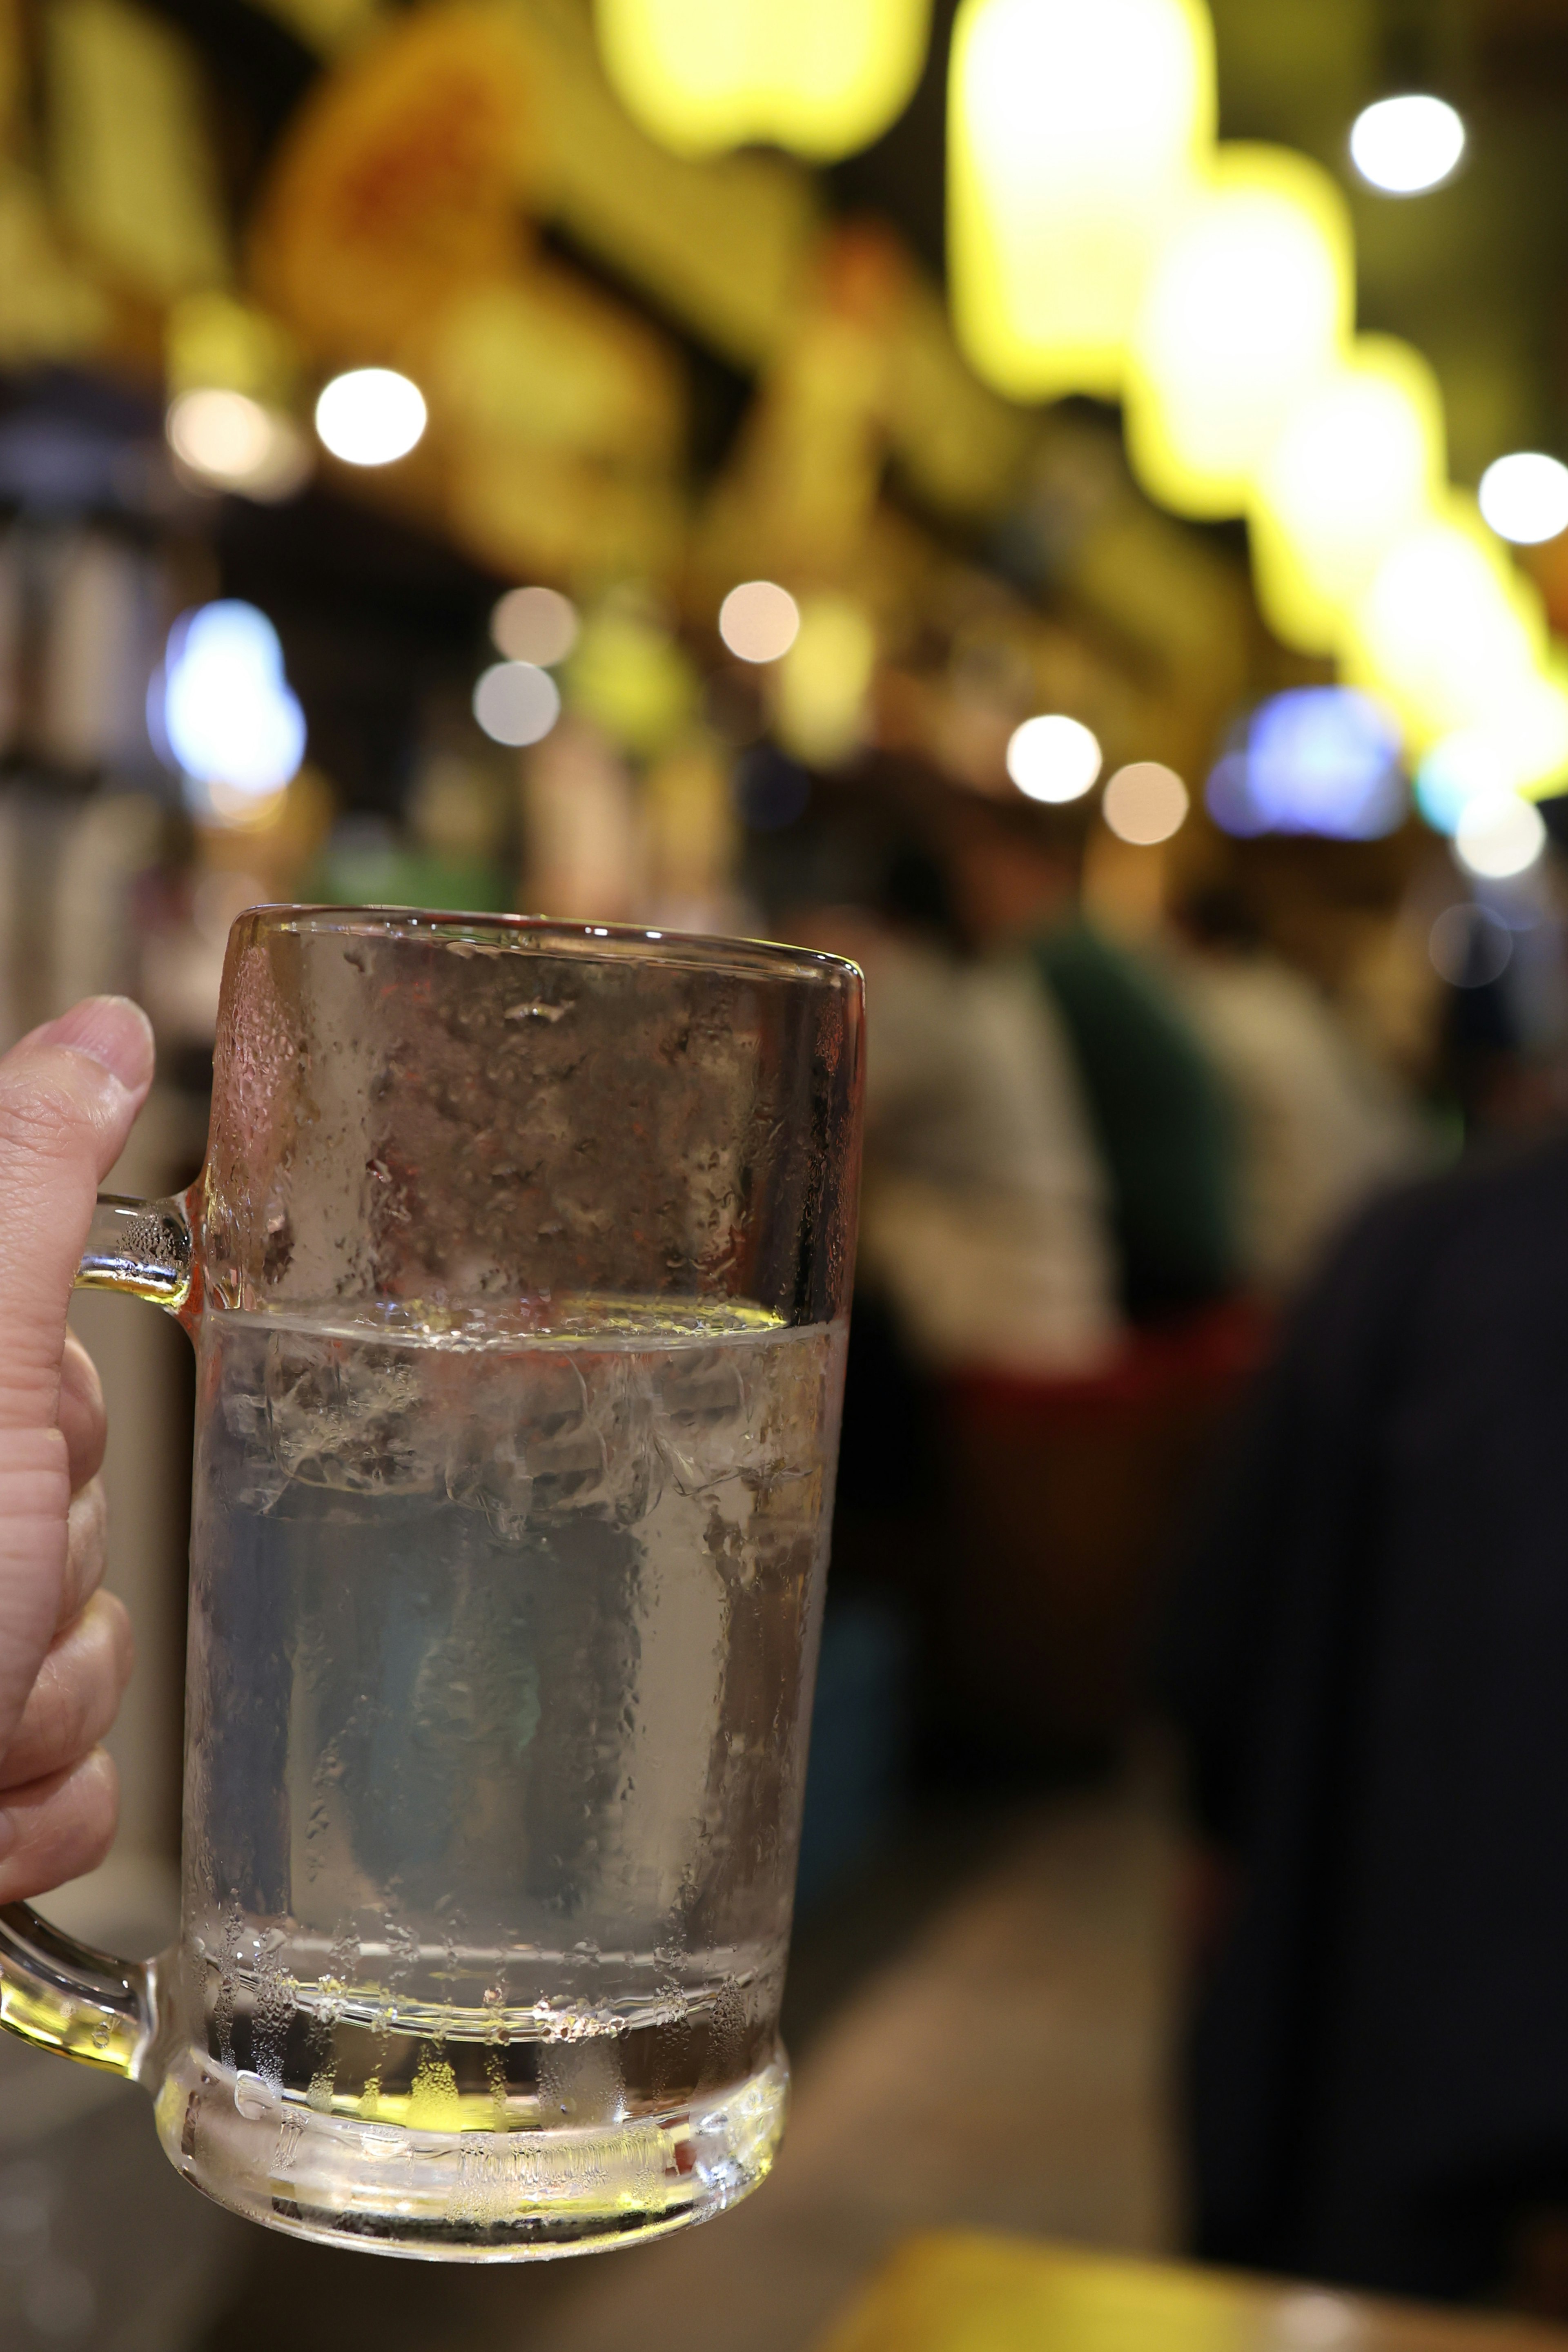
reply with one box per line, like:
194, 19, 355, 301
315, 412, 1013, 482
9, 0, 1568, 2344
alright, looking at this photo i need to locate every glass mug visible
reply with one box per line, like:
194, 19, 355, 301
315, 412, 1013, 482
0, 909, 862, 2260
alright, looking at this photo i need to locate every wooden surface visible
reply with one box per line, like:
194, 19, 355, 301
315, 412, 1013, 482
815, 2234, 1568, 2352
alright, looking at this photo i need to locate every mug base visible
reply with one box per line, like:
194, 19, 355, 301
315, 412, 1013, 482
151, 2042, 788, 2261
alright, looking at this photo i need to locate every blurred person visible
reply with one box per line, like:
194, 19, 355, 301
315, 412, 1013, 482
800, 876, 1121, 1380
1159, 1125, 1568, 2305
0, 997, 149, 1907
1171, 885, 1436, 1296
945, 792, 1242, 1322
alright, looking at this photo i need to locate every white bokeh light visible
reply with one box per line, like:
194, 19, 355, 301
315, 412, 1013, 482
718, 580, 800, 664
314, 368, 427, 466
1006, 713, 1102, 803
1102, 760, 1189, 843
166, 390, 310, 500
1454, 789, 1547, 880
473, 661, 561, 747
1349, 94, 1465, 195
492, 585, 579, 667
1479, 451, 1568, 546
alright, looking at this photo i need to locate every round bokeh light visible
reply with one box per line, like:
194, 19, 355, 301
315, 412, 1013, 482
1429, 903, 1512, 988
1453, 789, 1547, 880
1006, 713, 1102, 804
1478, 451, 1568, 546
473, 661, 561, 747
492, 585, 580, 667
718, 581, 800, 664
1102, 760, 1189, 844
1349, 94, 1465, 195
314, 368, 427, 466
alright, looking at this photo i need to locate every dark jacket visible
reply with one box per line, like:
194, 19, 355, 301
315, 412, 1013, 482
1161, 1128, 1568, 2298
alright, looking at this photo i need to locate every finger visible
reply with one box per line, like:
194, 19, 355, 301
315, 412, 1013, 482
58, 1336, 106, 1493
57, 1477, 108, 1630
0, 1430, 71, 1757
0, 1593, 132, 1793
0, 1748, 119, 1906
0, 996, 154, 1433
0, 999, 151, 1759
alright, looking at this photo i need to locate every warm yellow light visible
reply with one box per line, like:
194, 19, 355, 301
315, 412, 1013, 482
1345, 497, 1548, 748
594, 0, 931, 161
1125, 145, 1354, 519
1249, 338, 1446, 655
1420, 673, 1568, 819
948, 0, 1214, 401
773, 595, 876, 768
166, 390, 311, 502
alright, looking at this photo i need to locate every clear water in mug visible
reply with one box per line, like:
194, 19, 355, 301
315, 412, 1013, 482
172, 1299, 843, 2247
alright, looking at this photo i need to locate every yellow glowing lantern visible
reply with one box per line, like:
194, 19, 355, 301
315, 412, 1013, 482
1249, 337, 1446, 656
773, 593, 877, 767
1125, 145, 1354, 519
1345, 495, 1547, 749
1422, 667, 1568, 813
948, 0, 1214, 401
594, 0, 932, 161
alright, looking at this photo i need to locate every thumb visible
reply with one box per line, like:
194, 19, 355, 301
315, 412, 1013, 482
0, 998, 155, 1433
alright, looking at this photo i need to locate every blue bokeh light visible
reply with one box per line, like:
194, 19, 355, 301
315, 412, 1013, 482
150, 600, 306, 805
1206, 688, 1406, 840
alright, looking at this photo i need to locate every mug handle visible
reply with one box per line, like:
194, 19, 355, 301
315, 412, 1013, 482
0, 1189, 196, 2085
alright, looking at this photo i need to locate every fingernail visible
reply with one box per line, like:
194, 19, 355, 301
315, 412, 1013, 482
33, 998, 155, 1097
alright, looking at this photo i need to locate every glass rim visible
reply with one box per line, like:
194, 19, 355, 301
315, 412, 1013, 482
236, 905, 862, 990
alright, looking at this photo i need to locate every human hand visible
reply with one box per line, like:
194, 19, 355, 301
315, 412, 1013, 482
0, 997, 154, 1903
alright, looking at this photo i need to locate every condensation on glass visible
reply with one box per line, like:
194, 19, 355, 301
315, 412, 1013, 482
0, 908, 863, 2261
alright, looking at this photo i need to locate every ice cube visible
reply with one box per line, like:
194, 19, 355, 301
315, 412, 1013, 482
265, 1333, 432, 1495
650, 1347, 757, 1494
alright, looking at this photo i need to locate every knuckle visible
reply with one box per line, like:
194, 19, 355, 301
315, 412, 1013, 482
0, 1751, 118, 1903
0, 1071, 91, 1164
63, 1481, 109, 1603
96, 1592, 134, 1685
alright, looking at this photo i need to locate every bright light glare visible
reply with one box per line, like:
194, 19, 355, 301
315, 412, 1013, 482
1126, 147, 1354, 517
1415, 735, 1503, 834
492, 586, 579, 666
314, 369, 427, 466
948, 0, 1214, 399
1479, 452, 1568, 546
1350, 507, 1542, 742
1102, 760, 1189, 843
1007, 713, 1102, 803
1350, 95, 1464, 196
1249, 338, 1444, 654
156, 601, 305, 816
595, 0, 932, 162
473, 661, 561, 747
1454, 790, 1546, 880
718, 580, 801, 664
